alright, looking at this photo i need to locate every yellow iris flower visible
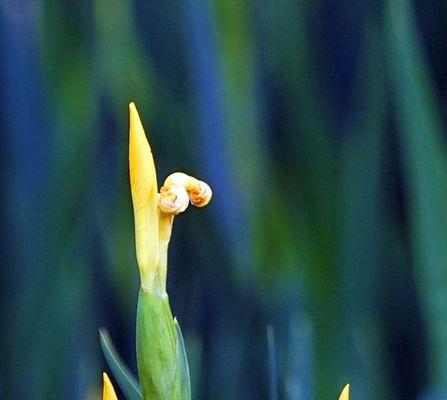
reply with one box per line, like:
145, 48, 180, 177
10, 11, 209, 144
102, 373, 118, 400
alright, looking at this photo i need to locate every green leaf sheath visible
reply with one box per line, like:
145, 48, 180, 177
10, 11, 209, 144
137, 288, 190, 400
100, 330, 143, 400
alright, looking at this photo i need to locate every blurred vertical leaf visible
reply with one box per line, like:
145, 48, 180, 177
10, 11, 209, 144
339, 19, 388, 400
285, 313, 314, 400
182, 1, 267, 398
212, 0, 266, 287
267, 325, 279, 400
36, 1, 101, 397
93, 0, 155, 108
255, 1, 341, 398
1, 1, 51, 397
182, 0, 243, 268
386, 0, 447, 395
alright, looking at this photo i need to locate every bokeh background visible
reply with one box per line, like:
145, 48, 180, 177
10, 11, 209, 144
1, 0, 447, 399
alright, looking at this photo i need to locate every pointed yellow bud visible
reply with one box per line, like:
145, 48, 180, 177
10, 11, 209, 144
338, 383, 350, 400
102, 373, 118, 400
129, 102, 159, 290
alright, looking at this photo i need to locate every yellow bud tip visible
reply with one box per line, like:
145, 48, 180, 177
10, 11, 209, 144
338, 383, 350, 400
103, 373, 118, 400
129, 102, 159, 289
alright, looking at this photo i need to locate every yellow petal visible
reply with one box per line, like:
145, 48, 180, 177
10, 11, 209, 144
338, 383, 350, 400
103, 373, 118, 400
129, 102, 159, 290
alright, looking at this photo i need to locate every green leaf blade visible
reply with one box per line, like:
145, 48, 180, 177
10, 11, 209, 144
100, 329, 143, 400
174, 318, 191, 400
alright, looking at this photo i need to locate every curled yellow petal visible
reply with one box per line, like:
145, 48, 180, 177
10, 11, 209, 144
103, 373, 118, 400
158, 184, 190, 215
338, 383, 350, 400
188, 180, 212, 207
129, 102, 159, 290
163, 172, 212, 208
157, 172, 212, 293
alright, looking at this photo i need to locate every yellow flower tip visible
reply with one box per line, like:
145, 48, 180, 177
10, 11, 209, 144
163, 172, 212, 209
102, 372, 118, 400
129, 102, 159, 289
158, 184, 190, 215
338, 383, 350, 400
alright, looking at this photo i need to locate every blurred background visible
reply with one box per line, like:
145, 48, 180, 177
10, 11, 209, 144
1, 0, 447, 399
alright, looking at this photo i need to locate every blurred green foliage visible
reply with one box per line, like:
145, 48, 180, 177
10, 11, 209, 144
1, 0, 447, 399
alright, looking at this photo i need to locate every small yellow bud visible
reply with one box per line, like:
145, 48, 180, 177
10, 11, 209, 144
102, 373, 118, 400
338, 383, 350, 400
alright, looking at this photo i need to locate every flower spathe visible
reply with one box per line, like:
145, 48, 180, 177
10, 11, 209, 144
338, 383, 350, 400
102, 373, 118, 400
